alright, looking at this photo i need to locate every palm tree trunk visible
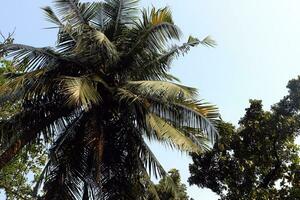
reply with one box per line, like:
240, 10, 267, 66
0, 137, 29, 170
87, 107, 105, 183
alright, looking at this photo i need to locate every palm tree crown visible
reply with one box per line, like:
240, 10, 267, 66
0, 0, 219, 199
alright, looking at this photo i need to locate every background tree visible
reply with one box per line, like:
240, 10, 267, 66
154, 169, 189, 200
0, 35, 47, 199
0, 1, 219, 199
188, 77, 300, 200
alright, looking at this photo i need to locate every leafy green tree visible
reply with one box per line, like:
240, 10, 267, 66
0, 58, 47, 199
189, 78, 300, 200
155, 169, 189, 200
0, 0, 219, 199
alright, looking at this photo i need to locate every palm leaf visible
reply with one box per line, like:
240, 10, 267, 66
61, 76, 102, 108
127, 7, 181, 56
54, 0, 87, 25
0, 44, 62, 71
143, 35, 216, 69
138, 137, 167, 178
123, 80, 197, 101
104, 0, 139, 35
90, 2, 107, 30
161, 101, 219, 143
146, 113, 203, 153
42, 6, 64, 27
93, 30, 119, 61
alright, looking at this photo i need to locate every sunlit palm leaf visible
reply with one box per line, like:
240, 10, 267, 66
127, 7, 181, 56
146, 113, 203, 153
171, 101, 219, 143
62, 76, 101, 108
94, 30, 119, 61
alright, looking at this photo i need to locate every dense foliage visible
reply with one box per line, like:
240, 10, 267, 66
0, 58, 46, 199
189, 78, 300, 200
155, 169, 189, 200
0, 0, 219, 199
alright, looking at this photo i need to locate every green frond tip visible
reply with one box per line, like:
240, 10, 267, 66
188, 36, 200, 47
42, 6, 63, 27
200, 36, 217, 47
150, 7, 174, 25
61, 76, 101, 109
188, 35, 217, 47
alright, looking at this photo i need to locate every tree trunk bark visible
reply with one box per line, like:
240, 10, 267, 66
87, 107, 105, 183
0, 137, 30, 170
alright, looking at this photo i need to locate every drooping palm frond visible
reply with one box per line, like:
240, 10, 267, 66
43, 113, 89, 200
0, 68, 48, 103
117, 83, 219, 147
0, 104, 78, 169
43, 6, 64, 28
138, 137, 167, 178
171, 101, 219, 143
149, 101, 219, 144
146, 113, 204, 153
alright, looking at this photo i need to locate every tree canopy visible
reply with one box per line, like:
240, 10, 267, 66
189, 77, 300, 200
154, 169, 189, 200
0, 0, 219, 199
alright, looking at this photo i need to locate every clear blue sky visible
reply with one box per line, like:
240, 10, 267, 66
1, 0, 300, 199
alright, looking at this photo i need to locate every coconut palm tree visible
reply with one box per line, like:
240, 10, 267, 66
0, 0, 219, 199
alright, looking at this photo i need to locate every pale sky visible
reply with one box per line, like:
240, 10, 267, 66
1, 0, 300, 199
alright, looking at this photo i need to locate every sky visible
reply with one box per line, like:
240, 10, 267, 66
1, 0, 300, 199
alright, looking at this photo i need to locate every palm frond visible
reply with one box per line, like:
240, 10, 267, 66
127, 7, 181, 56
138, 138, 166, 178
43, 111, 91, 200
152, 101, 219, 144
123, 80, 197, 102
54, 0, 87, 25
143, 35, 216, 70
0, 44, 61, 71
93, 30, 119, 61
32, 161, 51, 197
43, 162, 83, 200
42, 6, 64, 28
90, 2, 107, 30
0, 104, 76, 170
61, 76, 102, 108
146, 113, 203, 153
0, 68, 47, 101
104, 0, 139, 35
198, 35, 217, 47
